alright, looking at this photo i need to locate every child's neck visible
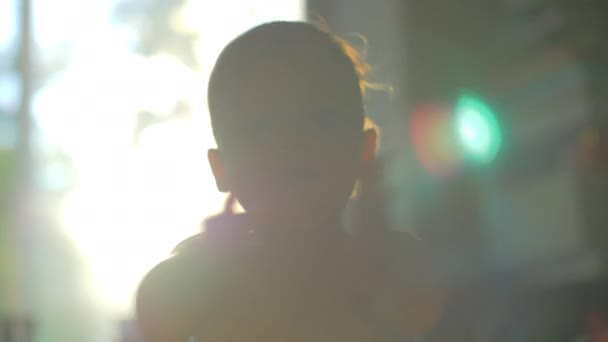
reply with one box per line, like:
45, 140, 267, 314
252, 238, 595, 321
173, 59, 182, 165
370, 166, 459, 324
246, 211, 343, 239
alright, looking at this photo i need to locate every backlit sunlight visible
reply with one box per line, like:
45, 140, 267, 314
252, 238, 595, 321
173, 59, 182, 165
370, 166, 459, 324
34, 0, 303, 316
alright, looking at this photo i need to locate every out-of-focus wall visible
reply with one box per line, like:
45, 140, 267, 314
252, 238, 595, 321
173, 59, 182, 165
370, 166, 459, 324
312, 0, 595, 277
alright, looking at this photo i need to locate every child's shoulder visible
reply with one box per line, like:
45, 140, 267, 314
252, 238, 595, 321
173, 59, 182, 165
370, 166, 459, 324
171, 233, 206, 256
136, 222, 249, 338
172, 214, 253, 257
137, 217, 249, 309
135, 253, 196, 340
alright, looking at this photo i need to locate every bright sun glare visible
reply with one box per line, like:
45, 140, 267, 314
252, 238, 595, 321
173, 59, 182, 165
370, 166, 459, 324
35, 0, 303, 316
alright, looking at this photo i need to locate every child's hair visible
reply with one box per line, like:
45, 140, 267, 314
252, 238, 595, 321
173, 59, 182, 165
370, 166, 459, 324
208, 21, 371, 146
207, 21, 375, 221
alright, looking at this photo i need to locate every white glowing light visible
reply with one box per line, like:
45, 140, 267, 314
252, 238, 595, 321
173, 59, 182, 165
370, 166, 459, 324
61, 118, 224, 313
35, 0, 304, 317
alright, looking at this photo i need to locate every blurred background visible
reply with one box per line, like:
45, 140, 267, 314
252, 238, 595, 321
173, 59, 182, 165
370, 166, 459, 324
0, 0, 607, 341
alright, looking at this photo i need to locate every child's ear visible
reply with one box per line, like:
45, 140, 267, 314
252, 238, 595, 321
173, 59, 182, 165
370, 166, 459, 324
360, 128, 377, 168
208, 149, 230, 192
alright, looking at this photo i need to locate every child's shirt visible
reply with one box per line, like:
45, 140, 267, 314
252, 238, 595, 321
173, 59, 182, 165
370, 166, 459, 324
136, 214, 443, 342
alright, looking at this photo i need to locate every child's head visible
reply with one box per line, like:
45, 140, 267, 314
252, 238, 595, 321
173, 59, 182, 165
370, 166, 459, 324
207, 21, 376, 225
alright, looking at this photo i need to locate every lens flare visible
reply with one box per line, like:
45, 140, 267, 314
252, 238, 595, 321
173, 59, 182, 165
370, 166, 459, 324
410, 103, 463, 177
455, 95, 502, 164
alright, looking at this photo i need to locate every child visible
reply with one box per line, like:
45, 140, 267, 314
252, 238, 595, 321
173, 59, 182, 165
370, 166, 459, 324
136, 21, 443, 341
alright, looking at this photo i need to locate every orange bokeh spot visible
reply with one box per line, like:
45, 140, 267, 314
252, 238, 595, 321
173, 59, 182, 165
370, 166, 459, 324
409, 103, 463, 177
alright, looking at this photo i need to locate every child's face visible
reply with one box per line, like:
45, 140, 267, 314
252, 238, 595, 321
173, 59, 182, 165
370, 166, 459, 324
209, 56, 369, 224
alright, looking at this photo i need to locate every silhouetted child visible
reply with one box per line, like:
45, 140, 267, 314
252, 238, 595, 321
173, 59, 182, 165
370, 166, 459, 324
136, 21, 443, 342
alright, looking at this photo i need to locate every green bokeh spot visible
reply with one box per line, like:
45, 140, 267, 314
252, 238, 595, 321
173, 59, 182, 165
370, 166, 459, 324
455, 94, 502, 164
